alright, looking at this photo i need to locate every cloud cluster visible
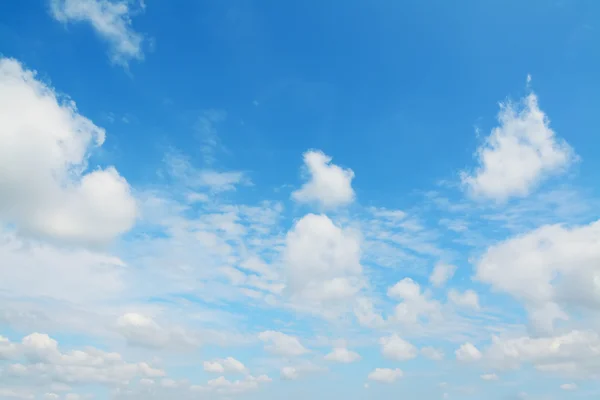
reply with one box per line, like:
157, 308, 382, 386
2, 45, 599, 400
291, 150, 355, 209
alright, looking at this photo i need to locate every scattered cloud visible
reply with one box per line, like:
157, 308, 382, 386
367, 368, 403, 383
421, 346, 444, 361
387, 278, 442, 325
461, 89, 576, 202
2, 45, 599, 400
258, 331, 309, 357
380, 334, 418, 361
291, 150, 355, 209
50, 0, 146, 67
116, 313, 199, 349
480, 373, 499, 381
455, 342, 483, 362
430, 263, 457, 287
324, 347, 361, 363
280, 366, 299, 380
448, 289, 480, 310
203, 357, 248, 375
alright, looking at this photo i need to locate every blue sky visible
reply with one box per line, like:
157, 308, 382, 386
1, 0, 600, 399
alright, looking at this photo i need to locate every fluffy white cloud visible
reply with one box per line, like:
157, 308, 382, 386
461, 91, 575, 202
324, 347, 361, 363
367, 368, 403, 383
284, 214, 363, 304
0, 58, 136, 245
258, 331, 309, 357
116, 313, 199, 349
429, 263, 456, 287
448, 289, 480, 310
379, 334, 418, 361
387, 278, 441, 325
475, 220, 600, 333
50, 0, 145, 67
203, 357, 247, 375
291, 150, 355, 209
455, 342, 482, 362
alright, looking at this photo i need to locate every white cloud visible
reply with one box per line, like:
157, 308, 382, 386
380, 334, 418, 361
367, 368, 403, 383
258, 331, 309, 357
455, 342, 482, 362
0, 231, 125, 304
203, 361, 225, 374
277, 361, 326, 382
0, 58, 136, 245
0, 389, 34, 400
484, 330, 600, 378
461, 90, 575, 202
0, 332, 165, 387
284, 214, 363, 304
116, 313, 199, 350
387, 278, 442, 325
204, 374, 272, 395
50, 0, 145, 67
280, 367, 299, 380
480, 373, 499, 381
203, 357, 247, 375
353, 297, 385, 329
448, 289, 480, 310
291, 150, 355, 209
421, 346, 444, 361
164, 151, 249, 192
475, 220, 600, 333
429, 263, 456, 287
0, 335, 19, 359
324, 347, 361, 363
560, 383, 577, 390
